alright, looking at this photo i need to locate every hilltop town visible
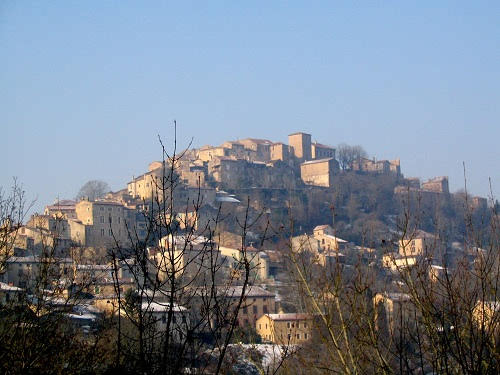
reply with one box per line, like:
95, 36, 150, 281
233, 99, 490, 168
0, 132, 497, 373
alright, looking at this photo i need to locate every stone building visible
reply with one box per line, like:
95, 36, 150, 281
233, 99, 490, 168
197, 145, 226, 162
225, 285, 276, 327
389, 159, 401, 175
208, 157, 247, 185
374, 292, 415, 333
312, 224, 348, 252
288, 132, 312, 161
44, 200, 78, 219
2, 255, 73, 289
270, 142, 290, 161
219, 246, 270, 281
421, 176, 449, 194
311, 142, 335, 160
236, 138, 273, 162
300, 158, 338, 187
470, 196, 488, 211
23, 215, 73, 254
352, 158, 400, 175
127, 166, 165, 201
74, 200, 143, 248
221, 141, 247, 159
405, 177, 421, 189
398, 229, 436, 257
256, 313, 313, 344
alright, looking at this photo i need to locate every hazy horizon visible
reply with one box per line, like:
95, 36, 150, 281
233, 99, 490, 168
2, 1, 499, 214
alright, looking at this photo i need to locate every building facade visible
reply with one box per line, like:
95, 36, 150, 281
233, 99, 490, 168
300, 158, 338, 187
256, 313, 313, 344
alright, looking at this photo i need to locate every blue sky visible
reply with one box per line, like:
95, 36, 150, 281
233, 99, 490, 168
1, 1, 499, 213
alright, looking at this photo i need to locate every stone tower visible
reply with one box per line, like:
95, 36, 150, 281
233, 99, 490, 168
288, 132, 312, 161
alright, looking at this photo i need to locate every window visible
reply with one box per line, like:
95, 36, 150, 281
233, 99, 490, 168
253, 305, 258, 314
287, 322, 290, 328
101, 229, 104, 236
118, 217, 121, 224
303, 322, 307, 328
263, 305, 268, 314
109, 216, 112, 223
109, 229, 112, 236
296, 334, 300, 340
287, 334, 291, 341
100, 216, 104, 223
265, 324, 267, 329
162, 315, 166, 324
100, 207, 104, 211
243, 306, 247, 314
259, 324, 262, 330
304, 333, 308, 339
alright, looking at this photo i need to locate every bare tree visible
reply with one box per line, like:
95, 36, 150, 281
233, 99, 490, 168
0, 179, 32, 271
75, 180, 110, 201
107, 127, 257, 374
279, 185, 499, 374
337, 143, 368, 170
0, 196, 112, 374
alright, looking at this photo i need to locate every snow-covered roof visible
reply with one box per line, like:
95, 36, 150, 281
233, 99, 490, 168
142, 301, 187, 313
0, 282, 23, 292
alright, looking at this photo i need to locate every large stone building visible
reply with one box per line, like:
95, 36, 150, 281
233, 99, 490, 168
352, 158, 401, 176
74, 200, 144, 248
127, 162, 168, 201
300, 158, 338, 187
421, 176, 449, 194
256, 313, 313, 344
311, 142, 335, 160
